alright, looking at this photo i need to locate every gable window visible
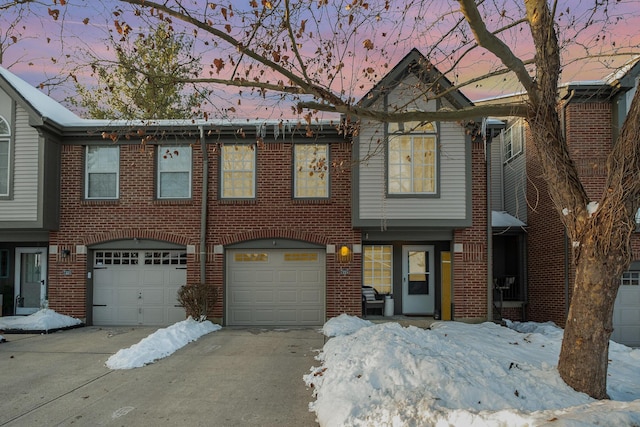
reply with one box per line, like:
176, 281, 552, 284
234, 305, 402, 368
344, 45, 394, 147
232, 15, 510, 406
503, 120, 524, 162
388, 121, 437, 195
158, 145, 192, 199
221, 144, 255, 199
363, 245, 393, 294
0, 116, 10, 197
86, 146, 119, 199
294, 144, 329, 198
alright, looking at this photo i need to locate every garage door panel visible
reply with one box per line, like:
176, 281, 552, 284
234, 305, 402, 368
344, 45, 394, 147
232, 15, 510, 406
300, 309, 323, 323
117, 270, 140, 286
300, 290, 322, 303
299, 270, 321, 284
256, 271, 274, 282
142, 269, 165, 286
227, 249, 325, 326
277, 290, 297, 303
254, 310, 276, 322
142, 288, 165, 305
116, 307, 139, 324
278, 270, 297, 283
231, 290, 253, 303
254, 290, 275, 303
233, 270, 256, 284
117, 289, 138, 304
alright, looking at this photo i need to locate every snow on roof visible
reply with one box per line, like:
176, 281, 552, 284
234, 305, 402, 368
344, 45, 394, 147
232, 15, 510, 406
492, 210, 526, 228
0, 66, 83, 126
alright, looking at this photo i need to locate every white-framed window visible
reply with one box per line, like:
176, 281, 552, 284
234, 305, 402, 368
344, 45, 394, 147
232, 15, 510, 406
503, 120, 524, 162
294, 144, 329, 198
0, 116, 10, 197
85, 145, 119, 199
388, 121, 437, 195
363, 245, 393, 294
157, 145, 192, 199
221, 144, 255, 198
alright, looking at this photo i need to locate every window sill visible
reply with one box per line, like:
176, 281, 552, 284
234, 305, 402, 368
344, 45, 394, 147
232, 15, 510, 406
153, 199, 193, 206
218, 199, 257, 205
82, 199, 119, 206
292, 198, 331, 205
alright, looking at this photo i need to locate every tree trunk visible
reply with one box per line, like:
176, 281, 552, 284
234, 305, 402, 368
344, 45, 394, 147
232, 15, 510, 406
558, 238, 623, 399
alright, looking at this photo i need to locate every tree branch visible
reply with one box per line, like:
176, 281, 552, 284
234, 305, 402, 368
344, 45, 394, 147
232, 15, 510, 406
458, 0, 535, 94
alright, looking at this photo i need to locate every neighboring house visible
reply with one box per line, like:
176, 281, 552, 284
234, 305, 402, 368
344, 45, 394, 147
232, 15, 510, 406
484, 59, 640, 347
1, 49, 508, 326
0, 68, 79, 316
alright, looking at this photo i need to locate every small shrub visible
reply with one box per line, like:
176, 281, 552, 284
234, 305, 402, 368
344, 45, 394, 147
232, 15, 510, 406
177, 283, 216, 321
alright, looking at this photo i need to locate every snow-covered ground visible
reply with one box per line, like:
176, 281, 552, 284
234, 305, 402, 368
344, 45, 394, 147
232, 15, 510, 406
0, 309, 220, 369
3, 310, 640, 425
304, 314, 640, 426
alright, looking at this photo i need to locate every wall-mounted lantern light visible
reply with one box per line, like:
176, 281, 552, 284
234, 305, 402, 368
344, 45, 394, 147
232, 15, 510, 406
338, 244, 352, 263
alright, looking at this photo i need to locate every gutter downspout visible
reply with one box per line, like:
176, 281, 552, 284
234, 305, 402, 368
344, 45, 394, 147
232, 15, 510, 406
561, 90, 575, 318
199, 125, 208, 289
485, 124, 494, 322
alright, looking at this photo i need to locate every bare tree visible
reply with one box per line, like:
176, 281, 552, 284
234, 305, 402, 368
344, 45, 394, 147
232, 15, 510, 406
3, 0, 640, 399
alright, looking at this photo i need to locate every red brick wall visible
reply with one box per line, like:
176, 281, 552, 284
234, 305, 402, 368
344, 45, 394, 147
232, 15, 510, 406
453, 140, 488, 320
49, 137, 361, 322
526, 101, 613, 326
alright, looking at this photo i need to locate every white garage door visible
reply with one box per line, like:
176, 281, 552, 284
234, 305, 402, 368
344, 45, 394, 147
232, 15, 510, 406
612, 271, 640, 347
227, 249, 325, 326
93, 250, 187, 326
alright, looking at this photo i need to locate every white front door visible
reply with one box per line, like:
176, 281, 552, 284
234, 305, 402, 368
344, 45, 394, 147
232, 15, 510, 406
402, 245, 435, 315
14, 247, 48, 315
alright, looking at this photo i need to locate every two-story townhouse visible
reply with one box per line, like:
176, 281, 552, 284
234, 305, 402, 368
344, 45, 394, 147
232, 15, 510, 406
483, 59, 640, 347
53, 119, 358, 326
353, 49, 503, 322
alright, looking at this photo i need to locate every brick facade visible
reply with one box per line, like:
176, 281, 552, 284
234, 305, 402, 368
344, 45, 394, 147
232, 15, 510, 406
524, 100, 640, 327
453, 140, 489, 320
49, 135, 362, 322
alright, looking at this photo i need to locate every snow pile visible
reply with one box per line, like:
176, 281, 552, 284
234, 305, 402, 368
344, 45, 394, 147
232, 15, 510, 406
0, 309, 82, 332
322, 313, 373, 337
304, 316, 640, 427
105, 317, 221, 369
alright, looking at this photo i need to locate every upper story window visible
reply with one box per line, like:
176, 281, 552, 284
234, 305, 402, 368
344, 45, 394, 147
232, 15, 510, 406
294, 144, 329, 198
388, 121, 437, 195
0, 116, 10, 197
221, 144, 255, 199
157, 145, 192, 199
503, 120, 524, 162
85, 145, 119, 199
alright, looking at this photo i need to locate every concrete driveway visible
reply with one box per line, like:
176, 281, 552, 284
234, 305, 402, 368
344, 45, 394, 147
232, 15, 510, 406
0, 325, 324, 426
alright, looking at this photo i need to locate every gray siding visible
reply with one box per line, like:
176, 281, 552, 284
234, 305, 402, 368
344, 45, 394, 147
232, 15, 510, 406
490, 133, 504, 211
0, 104, 40, 224
357, 119, 468, 222
503, 153, 527, 224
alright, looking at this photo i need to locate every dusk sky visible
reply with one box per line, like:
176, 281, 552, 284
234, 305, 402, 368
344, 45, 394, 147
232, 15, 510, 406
2, 1, 640, 119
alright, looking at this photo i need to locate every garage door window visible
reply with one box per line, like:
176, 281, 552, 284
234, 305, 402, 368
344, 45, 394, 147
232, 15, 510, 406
95, 251, 139, 265
145, 251, 187, 265
235, 253, 268, 262
621, 271, 640, 286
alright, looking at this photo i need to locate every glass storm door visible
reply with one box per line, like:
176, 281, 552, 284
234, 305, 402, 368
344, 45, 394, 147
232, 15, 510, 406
402, 245, 435, 314
15, 248, 47, 315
